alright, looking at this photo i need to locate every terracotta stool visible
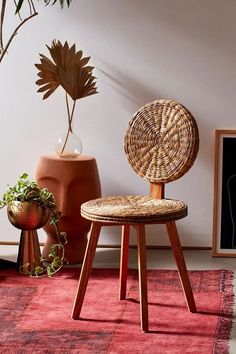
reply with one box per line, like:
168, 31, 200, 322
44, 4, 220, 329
35, 154, 101, 263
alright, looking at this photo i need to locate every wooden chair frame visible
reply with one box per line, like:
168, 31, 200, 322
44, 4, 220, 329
71, 183, 196, 332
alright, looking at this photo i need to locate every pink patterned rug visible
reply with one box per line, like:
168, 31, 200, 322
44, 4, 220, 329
0, 268, 234, 353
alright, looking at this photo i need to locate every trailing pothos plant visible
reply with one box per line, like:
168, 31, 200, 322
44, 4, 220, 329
0, 173, 67, 277
0, 0, 73, 63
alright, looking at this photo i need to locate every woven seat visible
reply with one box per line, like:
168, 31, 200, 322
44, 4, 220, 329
72, 99, 199, 332
81, 196, 187, 223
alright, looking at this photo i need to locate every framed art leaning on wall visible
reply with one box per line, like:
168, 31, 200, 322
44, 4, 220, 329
212, 130, 236, 256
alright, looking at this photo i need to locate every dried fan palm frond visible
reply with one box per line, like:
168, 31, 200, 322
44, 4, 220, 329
35, 40, 98, 157
35, 55, 60, 99
35, 40, 98, 100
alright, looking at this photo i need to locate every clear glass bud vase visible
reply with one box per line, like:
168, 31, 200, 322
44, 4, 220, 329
55, 130, 83, 159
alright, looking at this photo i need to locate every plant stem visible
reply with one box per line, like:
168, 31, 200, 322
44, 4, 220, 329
65, 92, 72, 132
0, 8, 38, 63
60, 127, 71, 156
60, 94, 76, 156
70, 99, 76, 127
0, 0, 6, 52
28, 0, 34, 15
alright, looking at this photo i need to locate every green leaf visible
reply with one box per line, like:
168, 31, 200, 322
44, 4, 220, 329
0, 173, 67, 278
15, 0, 25, 14
43, 0, 72, 8
20, 173, 28, 180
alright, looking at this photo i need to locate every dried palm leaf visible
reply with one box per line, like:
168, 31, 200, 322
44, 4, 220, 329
35, 39, 98, 157
35, 40, 98, 101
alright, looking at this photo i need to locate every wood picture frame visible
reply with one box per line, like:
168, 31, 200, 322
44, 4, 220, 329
212, 129, 236, 256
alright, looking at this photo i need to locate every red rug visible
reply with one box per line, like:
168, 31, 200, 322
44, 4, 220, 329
0, 268, 234, 353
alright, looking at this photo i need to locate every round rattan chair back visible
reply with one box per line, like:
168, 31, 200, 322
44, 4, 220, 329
124, 99, 199, 183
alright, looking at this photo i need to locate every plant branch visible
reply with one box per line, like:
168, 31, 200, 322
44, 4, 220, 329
65, 92, 72, 131
69, 99, 76, 129
0, 9, 38, 63
60, 127, 70, 156
60, 95, 77, 156
0, 0, 7, 52
28, 0, 36, 15
65, 94, 76, 131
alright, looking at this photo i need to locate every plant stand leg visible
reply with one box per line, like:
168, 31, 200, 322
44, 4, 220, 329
17, 230, 42, 275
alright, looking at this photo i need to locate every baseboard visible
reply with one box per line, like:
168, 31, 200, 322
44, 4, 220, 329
0, 241, 212, 250
98, 245, 212, 250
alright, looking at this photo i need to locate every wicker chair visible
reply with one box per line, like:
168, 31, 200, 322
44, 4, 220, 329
72, 99, 199, 332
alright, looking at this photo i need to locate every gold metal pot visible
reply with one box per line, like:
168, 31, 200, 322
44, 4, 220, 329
7, 201, 50, 230
7, 201, 51, 274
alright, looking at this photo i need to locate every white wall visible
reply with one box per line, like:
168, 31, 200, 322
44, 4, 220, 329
0, 0, 235, 248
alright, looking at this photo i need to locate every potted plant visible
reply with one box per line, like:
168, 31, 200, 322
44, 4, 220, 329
35, 39, 98, 158
0, 1, 72, 63
0, 173, 67, 276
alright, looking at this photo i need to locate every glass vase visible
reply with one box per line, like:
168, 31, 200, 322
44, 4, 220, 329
55, 130, 83, 159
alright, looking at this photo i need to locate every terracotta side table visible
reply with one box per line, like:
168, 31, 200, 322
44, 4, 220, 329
34, 154, 101, 263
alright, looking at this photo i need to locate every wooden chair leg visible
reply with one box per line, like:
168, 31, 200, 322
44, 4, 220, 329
71, 222, 101, 319
135, 224, 149, 332
119, 225, 130, 300
166, 221, 197, 313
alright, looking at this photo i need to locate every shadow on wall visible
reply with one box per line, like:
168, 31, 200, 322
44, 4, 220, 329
97, 61, 161, 112
68, 0, 235, 173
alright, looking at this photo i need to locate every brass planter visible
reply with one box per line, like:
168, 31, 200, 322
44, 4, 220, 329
7, 201, 50, 230
7, 201, 51, 275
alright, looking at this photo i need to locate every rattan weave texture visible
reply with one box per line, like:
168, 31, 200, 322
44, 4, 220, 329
124, 99, 199, 183
81, 196, 187, 224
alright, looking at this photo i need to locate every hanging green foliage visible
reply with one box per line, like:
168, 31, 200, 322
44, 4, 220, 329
0, 0, 73, 63
15, 0, 72, 14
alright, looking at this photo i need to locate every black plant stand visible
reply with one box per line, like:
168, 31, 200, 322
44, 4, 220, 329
0, 258, 16, 268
